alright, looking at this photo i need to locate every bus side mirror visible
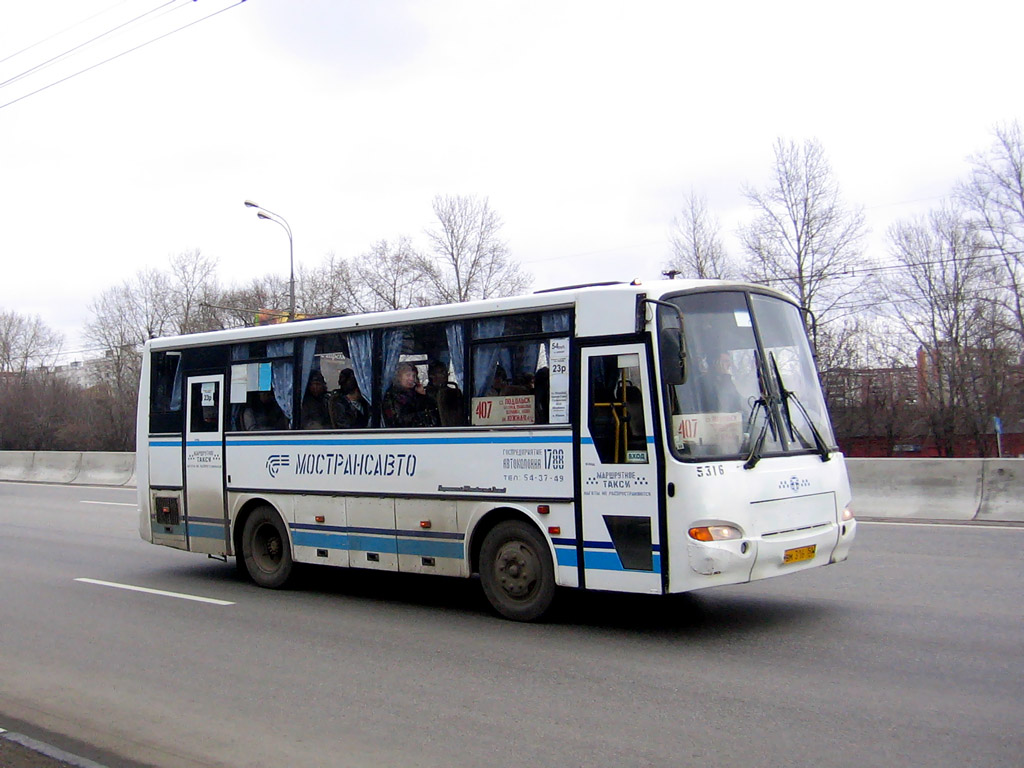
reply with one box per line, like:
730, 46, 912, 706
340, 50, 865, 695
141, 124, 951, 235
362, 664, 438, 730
660, 329, 687, 385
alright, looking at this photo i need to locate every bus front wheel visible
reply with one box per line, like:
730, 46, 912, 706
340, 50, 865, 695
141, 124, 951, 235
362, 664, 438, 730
479, 520, 555, 621
241, 506, 293, 589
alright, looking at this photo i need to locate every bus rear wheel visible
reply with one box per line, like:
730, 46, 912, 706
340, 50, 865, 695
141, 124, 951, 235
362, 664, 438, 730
241, 505, 293, 589
479, 520, 555, 621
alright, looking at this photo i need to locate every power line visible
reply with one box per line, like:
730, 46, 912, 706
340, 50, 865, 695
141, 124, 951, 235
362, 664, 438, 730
0, 1, 183, 91
746, 246, 1023, 288
0, 0, 249, 112
0, 0, 133, 67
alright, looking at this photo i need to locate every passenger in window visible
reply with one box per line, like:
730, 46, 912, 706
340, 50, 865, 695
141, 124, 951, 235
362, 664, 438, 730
330, 369, 370, 429
242, 390, 288, 431
382, 362, 440, 428
704, 352, 744, 413
301, 371, 331, 429
425, 360, 464, 426
616, 378, 646, 443
486, 364, 509, 396
503, 374, 532, 396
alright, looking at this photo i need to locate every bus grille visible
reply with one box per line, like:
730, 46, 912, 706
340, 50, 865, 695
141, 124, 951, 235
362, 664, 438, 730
761, 522, 831, 538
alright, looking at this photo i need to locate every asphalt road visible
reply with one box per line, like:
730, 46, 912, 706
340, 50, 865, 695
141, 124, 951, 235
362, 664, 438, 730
1, 482, 1021, 768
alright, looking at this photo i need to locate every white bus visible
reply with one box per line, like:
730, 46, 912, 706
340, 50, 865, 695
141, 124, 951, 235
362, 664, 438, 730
137, 280, 855, 620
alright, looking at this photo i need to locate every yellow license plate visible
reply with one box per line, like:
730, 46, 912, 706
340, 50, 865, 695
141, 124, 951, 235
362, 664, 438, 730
783, 545, 816, 564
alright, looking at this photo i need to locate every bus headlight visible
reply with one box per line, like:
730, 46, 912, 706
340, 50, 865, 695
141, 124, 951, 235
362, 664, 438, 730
841, 506, 854, 522
689, 525, 742, 542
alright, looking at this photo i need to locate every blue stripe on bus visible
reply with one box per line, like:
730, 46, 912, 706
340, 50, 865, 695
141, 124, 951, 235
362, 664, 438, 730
583, 550, 662, 572
152, 436, 574, 448
290, 523, 464, 541
187, 522, 226, 540
347, 533, 398, 554
555, 546, 577, 567
580, 436, 655, 445
185, 440, 222, 448
292, 530, 350, 550
396, 538, 465, 559
223, 435, 574, 447
294, 531, 465, 561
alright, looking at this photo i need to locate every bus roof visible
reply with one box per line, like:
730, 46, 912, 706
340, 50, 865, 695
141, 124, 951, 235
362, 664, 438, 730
145, 278, 792, 351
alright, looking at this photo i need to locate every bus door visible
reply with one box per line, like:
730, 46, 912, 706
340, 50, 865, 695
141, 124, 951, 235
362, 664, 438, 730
578, 344, 663, 593
183, 374, 228, 555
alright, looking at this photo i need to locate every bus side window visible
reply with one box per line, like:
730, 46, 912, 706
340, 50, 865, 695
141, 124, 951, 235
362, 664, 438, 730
588, 353, 647, 464
189, 382, 220, 433
149, 351, 183, 434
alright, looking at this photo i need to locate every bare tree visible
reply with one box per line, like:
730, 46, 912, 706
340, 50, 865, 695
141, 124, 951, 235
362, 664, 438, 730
739, 138, 869, 326
0, 310, 63, 374
665, 190, 734, 279
423, 195, 531, 303
218, 274, 290, 327
168, 249, 221, 334
884, 204, 1007, 455
345, 237, 429, 312
958, 120, 1024, 350
297, 252, 355, 317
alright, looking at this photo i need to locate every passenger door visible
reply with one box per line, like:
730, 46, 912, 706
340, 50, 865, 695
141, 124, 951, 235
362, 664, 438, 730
183, 374, 228, 554
578, 344, 663, 593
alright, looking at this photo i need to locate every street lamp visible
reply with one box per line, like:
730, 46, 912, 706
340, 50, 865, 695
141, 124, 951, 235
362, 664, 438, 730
244, 200, 295, 321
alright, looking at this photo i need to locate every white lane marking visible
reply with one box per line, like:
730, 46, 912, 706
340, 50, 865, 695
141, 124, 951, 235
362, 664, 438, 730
75, 578, 235, 605
81, 500, 137, 507
859, 520, 1024, 531
0, 480, 135, 490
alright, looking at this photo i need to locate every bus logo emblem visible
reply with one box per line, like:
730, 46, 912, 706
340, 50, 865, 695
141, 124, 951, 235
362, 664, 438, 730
780, 476, 809, 493
266, 454, 291, 478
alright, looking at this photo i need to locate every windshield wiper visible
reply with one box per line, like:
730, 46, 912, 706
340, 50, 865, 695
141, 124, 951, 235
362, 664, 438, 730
742, 349, 777, 470
742, 395, 773, 470
769, 352, 830, 462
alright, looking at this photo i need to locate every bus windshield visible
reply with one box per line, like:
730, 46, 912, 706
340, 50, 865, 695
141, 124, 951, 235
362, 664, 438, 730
659, 290, 836, 461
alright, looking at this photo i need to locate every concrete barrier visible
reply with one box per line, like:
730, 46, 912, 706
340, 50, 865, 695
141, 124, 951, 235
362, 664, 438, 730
30, 451, 83, 484
977, 460, 1024, 523
0, 451, 135, 487
0, 451, 35, 482
846, 458, 984, 521
72, 451, 136, 486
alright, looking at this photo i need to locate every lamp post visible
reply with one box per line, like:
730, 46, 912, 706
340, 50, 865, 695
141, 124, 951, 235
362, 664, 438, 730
244, 200, 295, 321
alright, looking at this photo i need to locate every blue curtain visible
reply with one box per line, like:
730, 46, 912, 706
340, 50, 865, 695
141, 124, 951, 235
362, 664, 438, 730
446, 322, 465, 389
473, 343, 502, 397
349, 331, 374, 406
542, 310, 571, 333
271, 362, 293, 423
521, 343, 540, 379
300, 338, 317, 399
381, 328, 405, 397
472, 317, 505, 340
471, 319, 504, 397
268, 341, 294, 425
267, 340, 293, 357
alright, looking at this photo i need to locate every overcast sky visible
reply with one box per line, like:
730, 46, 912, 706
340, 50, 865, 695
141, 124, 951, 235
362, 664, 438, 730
1, 0, 1022, 356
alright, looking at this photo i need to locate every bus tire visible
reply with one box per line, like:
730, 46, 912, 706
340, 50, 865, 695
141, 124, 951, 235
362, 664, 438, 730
479, 520, 555, 621
241, 505, 293, 589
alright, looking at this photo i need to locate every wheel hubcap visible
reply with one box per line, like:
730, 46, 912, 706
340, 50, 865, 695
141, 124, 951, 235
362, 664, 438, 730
495, 541, 538, 599
252, 522, 282, 571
